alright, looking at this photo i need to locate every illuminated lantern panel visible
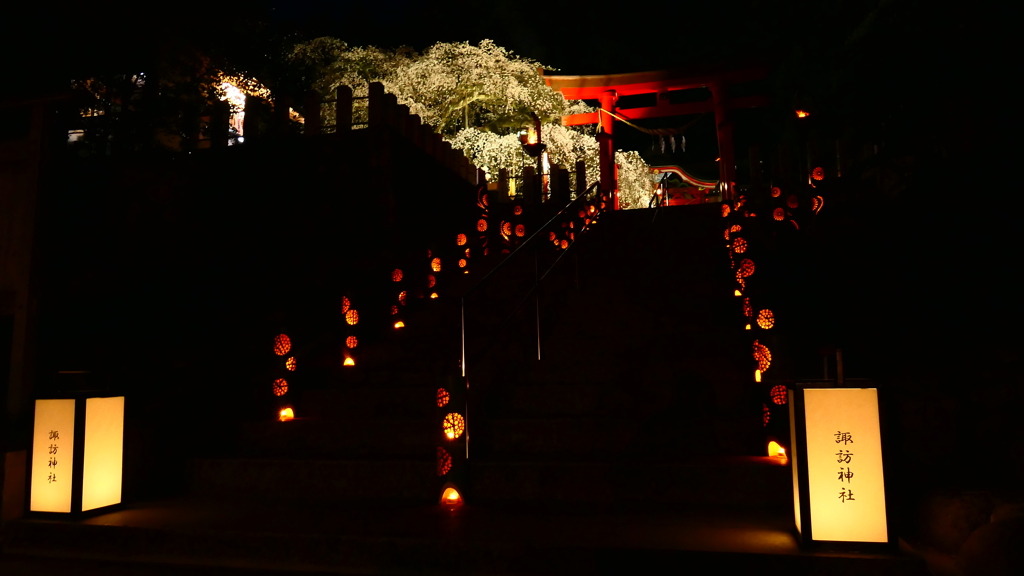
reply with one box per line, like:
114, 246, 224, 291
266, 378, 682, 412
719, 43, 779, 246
812, 167, 825, 181
391, 305, 399, 315
773, 207, 785, 221
753, 340, 772, 372
459, 259, 467, 268
477, 219, 488, 232
427, 274, 436, 288
342, 296, 351, 313
757, 309, 775, 329
724, 228, 731, 241
501, 221, 512, 238
733, 238, 747, 254
799, 388, 889, 543
812, 195, 824, 214
768, 440, 786, 458
394, 321, 405, 328
560, 240, 569, 249
437, 447, 452, 476
548, 231, 557, 242
763, 403, 770, 426
730, 224, 742, 233
392, 269, 403, 282
722, 204, 731, 217
346, 309, 359, 325
743, 297, 752, 318
514, 205, 523, 215
273, 378, 288, 396
437, 388, 450, 408
431, 258, 442, 272
515, 224, 525, 237
285, 357, 297, 371
343, 357, 355, 366
787, 195, 799, 209
346, 336, 358, 348
771, 186, 781, 198
737, 259, 755, 279
755, 369, 762, 382
456, 233, 467, 246
398, 291, 407, 305
443, 413, 466, 439
771, 384, 788, 405
796, 110, 810, 118
279, 408, 294, 421
734, 289, 742, 297
430, 292, 438, 299
274, 334, 291, 356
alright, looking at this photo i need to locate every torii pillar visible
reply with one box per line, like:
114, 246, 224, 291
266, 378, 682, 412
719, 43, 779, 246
597, 90, 619, 210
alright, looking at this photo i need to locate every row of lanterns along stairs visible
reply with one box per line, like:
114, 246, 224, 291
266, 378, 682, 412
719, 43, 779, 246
4, 203, 925, 574
178, 203, 785, 510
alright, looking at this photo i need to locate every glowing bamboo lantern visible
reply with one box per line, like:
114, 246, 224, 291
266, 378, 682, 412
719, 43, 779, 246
30, 396, 125, 515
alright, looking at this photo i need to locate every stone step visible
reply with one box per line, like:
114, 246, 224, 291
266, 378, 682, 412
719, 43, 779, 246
467, 456, 792, 510
232, 417, 435, 458
186, 457, 436, 504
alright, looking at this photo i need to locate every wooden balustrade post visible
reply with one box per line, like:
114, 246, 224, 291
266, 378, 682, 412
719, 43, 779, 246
335, 85, 352, 132
575, 160, 586, 197
368, 82, 385, 128
210, 99, 229, 148
303, 91, 322, 135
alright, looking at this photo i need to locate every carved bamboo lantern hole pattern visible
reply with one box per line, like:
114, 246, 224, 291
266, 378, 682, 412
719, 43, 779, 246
273, 378, 288, 397
443, 413, 465, 439
515, 224, 525, 237
787, 194, 799, 209
733, 238, 747, 253
757, 309, 775, 329
437, 447, 452, 476
392, 269, 403, 282
477, 219, 488, 232
398, 291, 407, 305
341, 296, 351, 314
753, 340, 772, 372
514, 205, 523, 215
427, 274, 436, 288
771, 186, 781, 198
285, 357, 296, 371
501, 221, 512, 238
274, 334, 291, 356
812, 167, 825, 181
431, 258, 442, 272
743, 297, 752, 318
456, 233, 467, 246
437, 388, 450, 408
773, 207, 785, 221
458, 259, 467, 268
770, 385, 788, 405
346, 309, 359, 325
391, 305, 399, 315
763, 403, 771, 426
737, 259, 755, 279
722, 204, 731, 217
346, 336, 358, 348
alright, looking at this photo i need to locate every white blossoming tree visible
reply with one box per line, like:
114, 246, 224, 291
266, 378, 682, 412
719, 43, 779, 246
289, 38, 654, 207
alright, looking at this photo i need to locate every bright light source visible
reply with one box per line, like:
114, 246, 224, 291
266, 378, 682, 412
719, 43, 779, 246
745, 324, 751, 330
768, 440, 786, 458
394, 321, 405, 328
734, 290, 742, 297
279, 408, 294, 421
755, 369, 762, 383
343, 357, 355, 367
796, 110, 810, 118
430, 293, 438, 299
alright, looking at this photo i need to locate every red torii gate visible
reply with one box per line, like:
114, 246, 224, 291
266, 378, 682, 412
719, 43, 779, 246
544, 63, 770, 209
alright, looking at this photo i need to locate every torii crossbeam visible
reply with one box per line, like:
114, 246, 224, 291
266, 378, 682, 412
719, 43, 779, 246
544, 63, 770, 208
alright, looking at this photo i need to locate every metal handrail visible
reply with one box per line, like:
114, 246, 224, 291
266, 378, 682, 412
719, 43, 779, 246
460, 181, 601, 379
